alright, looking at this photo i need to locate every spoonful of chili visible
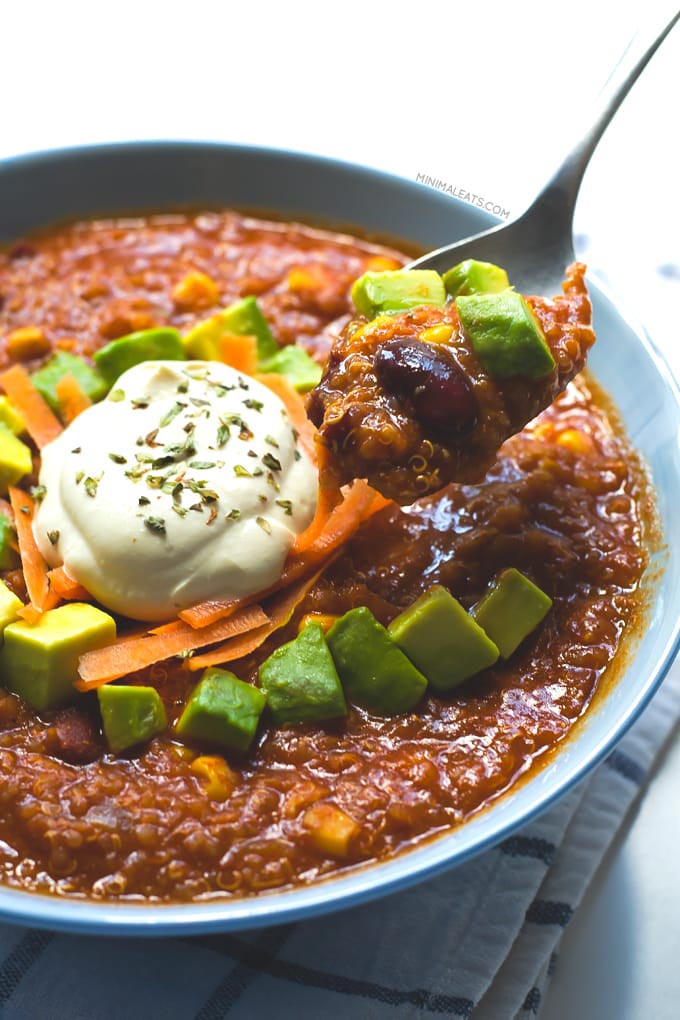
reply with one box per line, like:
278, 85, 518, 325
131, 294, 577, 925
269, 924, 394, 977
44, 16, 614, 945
308, 13, 678, 504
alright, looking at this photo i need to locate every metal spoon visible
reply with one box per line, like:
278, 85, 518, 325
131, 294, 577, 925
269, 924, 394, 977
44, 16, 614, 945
408, 11, 679, 294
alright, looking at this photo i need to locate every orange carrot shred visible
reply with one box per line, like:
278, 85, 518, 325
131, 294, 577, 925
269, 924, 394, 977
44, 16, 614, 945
291, 446, 342, 555
17, 604, 42, 625
187, 567, 325, 671
55, 372, 92, 424
75, 603, 269, 690
219, 333, 258, 375
256, 373, 317, 464
47, 566, 90, 601
0, 365, 63, 448
8, 486, 59, 613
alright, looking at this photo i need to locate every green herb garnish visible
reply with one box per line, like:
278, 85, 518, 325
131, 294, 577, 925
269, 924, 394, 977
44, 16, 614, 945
84, 476, 101, 498
159, 401, 186, 428
144, 516, 166, 536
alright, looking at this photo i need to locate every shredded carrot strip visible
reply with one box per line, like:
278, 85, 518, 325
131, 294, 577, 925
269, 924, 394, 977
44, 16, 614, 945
256, 373, 317, 463
75, 603, 269, 690
47, 566, 90, 601
187, 568, 325, 671
147, 620, 186, 636
179, 480, 386, 631
55, 372, 92, 423
8, 487, 59, 613
219, 333, 258, 375
0, 365, 63, 448
17, 604, 42, 625
291, 445, 342, 555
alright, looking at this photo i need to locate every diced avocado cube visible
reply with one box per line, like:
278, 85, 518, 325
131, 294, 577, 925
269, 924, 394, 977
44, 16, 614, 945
31, 351, 109, 412
98, 684, 167, 753
0, 395, 26, 436
326, 607, 427, 715
0, 516, 18, 570
184, 296, 277, 362
176, 668, 266, 753
456, 291, 556, 379
472, 568, 552, 659
352, 270, 446, 319
443, 259, 510, 298
0, 423, 32, 493
388, 585, 499, 692
0, 579, 22, 641
259, 344, 322, 393
93, 328, 185, 385
259, 623, 347, 725
0, 603, 116, 711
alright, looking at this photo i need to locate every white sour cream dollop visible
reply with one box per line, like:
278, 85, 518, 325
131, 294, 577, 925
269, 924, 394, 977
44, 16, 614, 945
34, 361, 317, 621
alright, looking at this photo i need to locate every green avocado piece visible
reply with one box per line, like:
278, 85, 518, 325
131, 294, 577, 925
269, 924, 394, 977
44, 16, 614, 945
0, 603, 116, 711
93, 328, 185, 385
259, 344, 322, 393
176, 668, 266, 753
259, 622, 347, 725
0, 579, 22, 641
98, 684, 167, 753
326, 607, 427, 715
456, 290, 555, 380
388, 585, 499, 692
443, 259, 510, 298
0, 516, 18, 570
351, 270, 446, 318
0, 423, 32, 493
184, 296, 278, 362
472, 568, 553, 659
31, 351, 109, 412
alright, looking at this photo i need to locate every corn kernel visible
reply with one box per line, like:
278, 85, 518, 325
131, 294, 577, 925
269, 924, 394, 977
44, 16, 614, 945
287, 265, 330, 293
420, 324, 454, 346
297, 612, 339, 635
6, 326, 50, 362
302, 802, 360, 858
557, 429, 593, 455
172, 271, 220, 311
365, 255, 402, 272
191, 755, 237, 802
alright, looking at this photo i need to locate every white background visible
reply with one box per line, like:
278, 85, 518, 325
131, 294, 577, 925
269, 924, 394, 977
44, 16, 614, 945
2, 2, 679, 1016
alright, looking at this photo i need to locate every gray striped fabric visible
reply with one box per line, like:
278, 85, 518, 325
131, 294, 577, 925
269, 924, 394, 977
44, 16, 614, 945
0, 661, 678, 1020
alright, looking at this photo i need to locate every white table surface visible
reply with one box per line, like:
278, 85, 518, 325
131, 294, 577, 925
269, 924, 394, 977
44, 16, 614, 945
2, 2, 679, 1015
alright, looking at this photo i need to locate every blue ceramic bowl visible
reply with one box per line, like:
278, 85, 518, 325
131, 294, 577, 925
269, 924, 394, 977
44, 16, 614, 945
0, 142, 678, 935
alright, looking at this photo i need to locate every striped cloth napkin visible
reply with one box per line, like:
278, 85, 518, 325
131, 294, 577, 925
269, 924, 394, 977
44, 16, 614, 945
0, 657, 677, 1020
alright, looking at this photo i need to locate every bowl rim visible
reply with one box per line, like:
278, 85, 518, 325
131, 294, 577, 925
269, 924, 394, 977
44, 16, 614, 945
0, 139, 679, 937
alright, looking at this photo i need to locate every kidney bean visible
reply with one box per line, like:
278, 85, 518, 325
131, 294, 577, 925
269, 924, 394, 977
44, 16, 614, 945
375, 337, 478, 438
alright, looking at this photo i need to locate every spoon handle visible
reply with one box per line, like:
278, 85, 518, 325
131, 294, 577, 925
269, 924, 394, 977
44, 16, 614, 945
527, 9, 679, 243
